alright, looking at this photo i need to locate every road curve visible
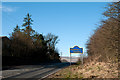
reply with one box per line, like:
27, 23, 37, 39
2, 62, 70, 80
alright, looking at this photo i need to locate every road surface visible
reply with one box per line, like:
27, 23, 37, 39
2, 62, 70, 80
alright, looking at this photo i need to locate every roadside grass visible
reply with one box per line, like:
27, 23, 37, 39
48, 64, 84, 78
48, 61, 118, 78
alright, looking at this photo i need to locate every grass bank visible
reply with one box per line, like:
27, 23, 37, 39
48, 61, 118, 78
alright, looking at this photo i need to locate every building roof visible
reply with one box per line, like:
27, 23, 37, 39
0, 36, 9, 40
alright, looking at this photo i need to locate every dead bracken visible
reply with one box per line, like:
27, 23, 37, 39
48, 60, 118, 78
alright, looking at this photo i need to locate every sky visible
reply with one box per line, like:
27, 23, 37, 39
1, 2, 109, 57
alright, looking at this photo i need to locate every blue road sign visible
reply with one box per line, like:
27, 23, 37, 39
70, 46, 83, 53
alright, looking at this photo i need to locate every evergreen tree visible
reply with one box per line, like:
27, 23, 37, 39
3, 13, 61, 66
22, 13, 35, 49
22, 13, 35, 36
14, 25, 20, 32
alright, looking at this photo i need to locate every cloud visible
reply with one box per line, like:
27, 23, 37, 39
0, 5, 16, 12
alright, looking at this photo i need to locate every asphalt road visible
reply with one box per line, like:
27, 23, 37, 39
2, 62, 70, 80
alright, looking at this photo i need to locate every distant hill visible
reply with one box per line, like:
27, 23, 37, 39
60, 56, 80, 62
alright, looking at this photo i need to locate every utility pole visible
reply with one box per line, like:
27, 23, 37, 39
60, 52, 62, 61
61, 52, 62, 58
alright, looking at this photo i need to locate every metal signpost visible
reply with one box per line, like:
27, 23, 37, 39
70, 46, 83, 65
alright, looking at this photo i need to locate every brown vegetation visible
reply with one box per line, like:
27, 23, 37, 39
2, 13, 61, 66
49, 59, 118, 78
48, 2, 120, 79
86, 2, 119, 62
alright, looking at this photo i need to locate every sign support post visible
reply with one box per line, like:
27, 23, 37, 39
70, 46, 83, 64
70, 53, 71, 66
82, 54, 83, 64
69, 46, 83, 77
